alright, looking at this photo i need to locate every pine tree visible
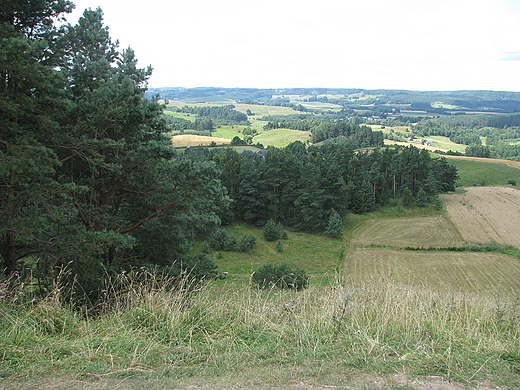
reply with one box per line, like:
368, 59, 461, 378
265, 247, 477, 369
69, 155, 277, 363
325, 208, 343, 236
263, 219, 279, 241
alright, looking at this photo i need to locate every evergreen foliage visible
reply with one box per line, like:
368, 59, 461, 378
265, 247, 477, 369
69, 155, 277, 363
252, 262, 309, 290
263, 219, 280, 242
324, 208, 343, 236
0, 3, 229, 304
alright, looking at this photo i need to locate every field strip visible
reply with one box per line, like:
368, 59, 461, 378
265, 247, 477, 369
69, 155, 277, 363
443, 186, 520, 247
345, 247, 520, 295
350, 216, 464, 248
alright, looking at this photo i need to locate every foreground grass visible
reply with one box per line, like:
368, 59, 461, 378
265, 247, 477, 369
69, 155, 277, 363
1, 273, 519, 388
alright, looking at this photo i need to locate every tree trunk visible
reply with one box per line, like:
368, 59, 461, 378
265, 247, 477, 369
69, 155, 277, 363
2, 230, 17, 275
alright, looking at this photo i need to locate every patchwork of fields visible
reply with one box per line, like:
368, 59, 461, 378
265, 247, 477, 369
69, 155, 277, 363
346, 186, 520, 295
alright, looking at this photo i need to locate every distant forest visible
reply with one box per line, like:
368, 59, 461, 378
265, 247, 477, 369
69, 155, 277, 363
148, 87, 520, 113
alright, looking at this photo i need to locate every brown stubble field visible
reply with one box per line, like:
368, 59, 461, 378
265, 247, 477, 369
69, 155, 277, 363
443, 186, 520, 247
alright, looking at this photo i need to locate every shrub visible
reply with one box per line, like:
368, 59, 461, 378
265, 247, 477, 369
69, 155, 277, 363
211, 228, 228, 251
416, 188, 428, 207
324, 208, 343, 236
434, 197, 443, 211
238, 232, 257, 252
252, 262, 309, 290
263, 219, 279, 242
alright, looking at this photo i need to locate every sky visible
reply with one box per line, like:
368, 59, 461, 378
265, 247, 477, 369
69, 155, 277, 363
66, 0, 520, 91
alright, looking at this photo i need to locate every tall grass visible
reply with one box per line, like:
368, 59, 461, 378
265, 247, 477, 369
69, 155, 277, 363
1, 271, 519, 386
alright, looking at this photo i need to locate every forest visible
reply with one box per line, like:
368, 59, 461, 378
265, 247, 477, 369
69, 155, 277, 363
1, 1, 457, 306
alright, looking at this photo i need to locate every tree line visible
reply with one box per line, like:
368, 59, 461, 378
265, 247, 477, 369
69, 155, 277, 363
165, 104, 249, 124
210, 142, 457, 232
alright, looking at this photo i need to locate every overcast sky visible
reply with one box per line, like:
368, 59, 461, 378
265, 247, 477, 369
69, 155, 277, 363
67, 0, 520, 91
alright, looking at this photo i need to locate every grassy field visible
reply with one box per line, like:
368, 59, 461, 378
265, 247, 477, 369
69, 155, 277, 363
447, 158, 520, 187
428, 136, 466, 152
170, 134, 231, 147
253, 129, 311, 148
349, 216, 464, 248
213, 224, 343, 287
346, 247, 520, 294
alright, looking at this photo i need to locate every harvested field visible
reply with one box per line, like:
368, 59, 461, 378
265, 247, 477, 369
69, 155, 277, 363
350, 216, 464, 248
171, 134, 231, 147
346, 247, 520, 294
443, 186, 520, 247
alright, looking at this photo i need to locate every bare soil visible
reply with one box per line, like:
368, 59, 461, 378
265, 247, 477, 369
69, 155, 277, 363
0, 373, 506, 390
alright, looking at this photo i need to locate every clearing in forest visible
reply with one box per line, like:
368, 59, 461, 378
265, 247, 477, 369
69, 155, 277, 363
171, 134, 231, 147
443, 186, 520, 247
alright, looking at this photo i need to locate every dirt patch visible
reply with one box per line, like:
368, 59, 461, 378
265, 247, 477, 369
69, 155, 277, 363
171, 134, 231, 147
0, 373, 507, 390
443, 186, 520, 247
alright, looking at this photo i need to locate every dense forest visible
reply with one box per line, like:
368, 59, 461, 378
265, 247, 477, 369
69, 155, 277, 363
1, 1, 458, 305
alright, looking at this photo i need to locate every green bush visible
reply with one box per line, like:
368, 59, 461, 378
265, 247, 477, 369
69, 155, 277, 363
211, 228, 228, 251
252, 262, 309, 290
238, 232, 257, 252
324, 208, 343, 236
263, 219, 279, 241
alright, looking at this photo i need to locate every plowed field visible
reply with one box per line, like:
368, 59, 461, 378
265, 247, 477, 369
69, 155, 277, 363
443, 186, 520, 247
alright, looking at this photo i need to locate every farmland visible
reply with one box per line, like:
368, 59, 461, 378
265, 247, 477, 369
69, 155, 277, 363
344, 186, 520, 297
443, 186, 520, 247
346, 247, 520, 294
349, 216, 464, 248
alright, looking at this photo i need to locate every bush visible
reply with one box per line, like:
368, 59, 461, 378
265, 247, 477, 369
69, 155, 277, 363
211, 228, 228, 251
324, 208, 343, 236
238, 232, 257, 252
212, 229, 256, 252
263, 219, 279, 241
252, 262, 309, 290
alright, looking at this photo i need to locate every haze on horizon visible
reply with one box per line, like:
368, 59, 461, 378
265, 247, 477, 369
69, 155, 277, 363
68, 0, 520, 92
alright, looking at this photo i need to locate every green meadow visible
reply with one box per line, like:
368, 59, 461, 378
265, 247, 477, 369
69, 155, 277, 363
450, 158, 520, 187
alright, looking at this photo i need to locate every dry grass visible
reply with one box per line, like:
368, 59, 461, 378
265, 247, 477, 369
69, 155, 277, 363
170, 134, 231, 147
2, 273, 518, 388
443, 186, 520, 247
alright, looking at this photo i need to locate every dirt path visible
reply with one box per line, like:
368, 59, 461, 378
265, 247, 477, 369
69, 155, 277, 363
1, 373, 504, 390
